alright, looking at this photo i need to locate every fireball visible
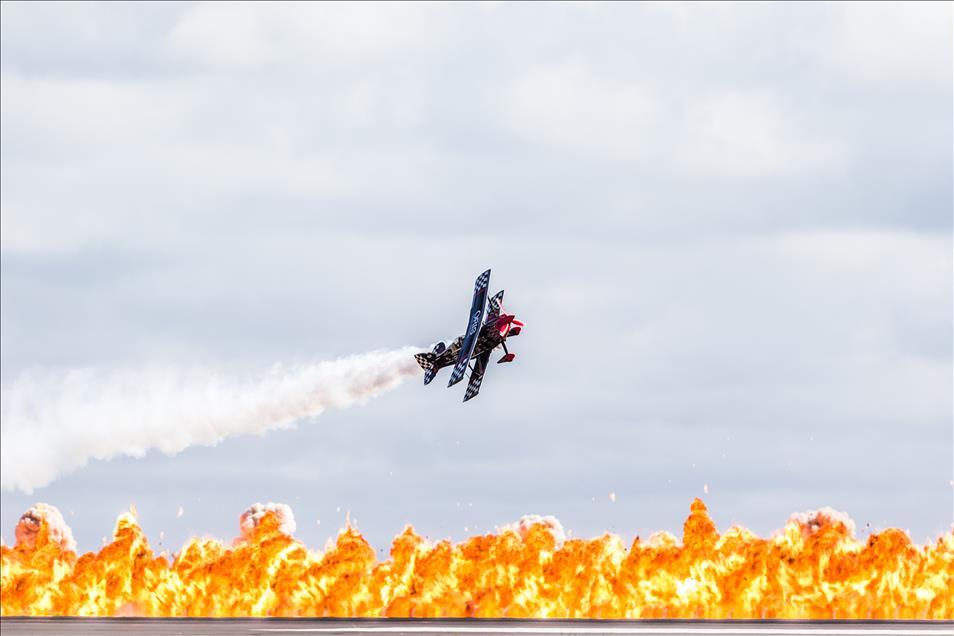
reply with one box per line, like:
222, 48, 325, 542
1, 499, 951, 618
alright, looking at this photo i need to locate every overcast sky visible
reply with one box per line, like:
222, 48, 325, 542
1, 1, 951, 554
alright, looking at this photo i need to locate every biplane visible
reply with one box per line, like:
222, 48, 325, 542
413, 269, 523, 402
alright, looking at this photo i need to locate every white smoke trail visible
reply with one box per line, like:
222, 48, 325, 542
0, 347, 422, 494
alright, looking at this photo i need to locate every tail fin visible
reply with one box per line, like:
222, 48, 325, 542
414, 352, 439, 385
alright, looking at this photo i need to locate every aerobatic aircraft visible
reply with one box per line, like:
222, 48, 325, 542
414, 269, 524, 402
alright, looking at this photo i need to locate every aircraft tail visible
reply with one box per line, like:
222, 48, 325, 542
414, 352, 439, 385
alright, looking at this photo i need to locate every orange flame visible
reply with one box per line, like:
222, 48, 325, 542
2, 499, 951, 618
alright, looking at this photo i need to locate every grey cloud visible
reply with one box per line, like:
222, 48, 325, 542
1, 1, 951, 552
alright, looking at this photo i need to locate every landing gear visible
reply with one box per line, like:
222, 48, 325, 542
498, 343, 515, 364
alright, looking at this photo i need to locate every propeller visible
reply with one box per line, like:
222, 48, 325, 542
495, 301, 525, 338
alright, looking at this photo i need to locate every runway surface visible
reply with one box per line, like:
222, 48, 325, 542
1, 619, 951, 636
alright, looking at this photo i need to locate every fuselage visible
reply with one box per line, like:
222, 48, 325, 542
429, 322, 507, 371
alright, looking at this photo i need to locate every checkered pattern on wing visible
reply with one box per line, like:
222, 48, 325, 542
423, 366, 438, 385
486, 290, 504, 321
447, 362, 467, 386
474, 269, 490, 292
463, 370, 484, 401
449, 270, 491, 388
462, 351, 491, 402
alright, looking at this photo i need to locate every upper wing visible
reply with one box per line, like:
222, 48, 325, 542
463, 350, 492, 402
447, 269, 491, 387
485, 290, 505, 323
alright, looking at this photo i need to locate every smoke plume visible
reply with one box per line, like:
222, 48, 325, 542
240, 502, 297, 539
15, 503, 76, 552
500, 514, 567, 547
1, 348, 421, 493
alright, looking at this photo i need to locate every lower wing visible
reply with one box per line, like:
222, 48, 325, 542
463, 350, 492, 402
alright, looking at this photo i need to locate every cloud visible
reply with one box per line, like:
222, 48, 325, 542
166, 3, 445, 70
822, 2, 952, 87
677, 91, 849, 178
0, 1, 950, 550
499, 59, 661, 160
